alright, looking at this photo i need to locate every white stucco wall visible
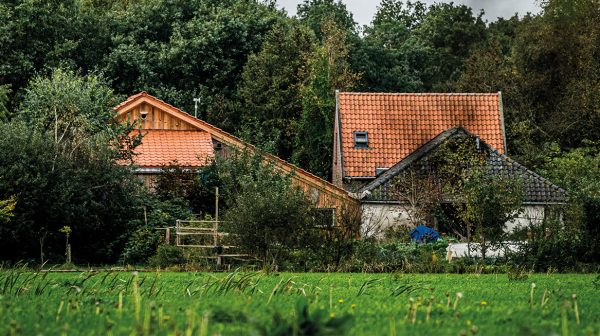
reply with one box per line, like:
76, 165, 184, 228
360, 204, 413, 238
361, 203, 547, 239
505, 205, 545, 232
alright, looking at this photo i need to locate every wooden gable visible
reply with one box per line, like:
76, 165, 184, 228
116, 97, 198, 131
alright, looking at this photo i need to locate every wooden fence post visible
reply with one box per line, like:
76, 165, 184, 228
176, 220, 180, 246
66, 244, 72, 264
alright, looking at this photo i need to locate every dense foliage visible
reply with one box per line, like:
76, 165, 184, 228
221, 155, 321, 265
1, 0, 600, 268
0, 69, 144, 263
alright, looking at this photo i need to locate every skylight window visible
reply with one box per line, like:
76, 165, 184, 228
353, 131, 369, 148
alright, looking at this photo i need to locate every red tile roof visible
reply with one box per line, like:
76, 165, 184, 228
338, 92, 505, 178
131, 130, 214, 168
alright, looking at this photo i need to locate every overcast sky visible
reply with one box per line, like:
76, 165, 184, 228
276, 0, 543, 26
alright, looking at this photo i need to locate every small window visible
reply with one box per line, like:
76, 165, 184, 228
313, 208, 335, 229
353, 131, 369, 148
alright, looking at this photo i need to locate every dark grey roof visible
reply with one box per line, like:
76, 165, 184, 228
359, 127, 567, 204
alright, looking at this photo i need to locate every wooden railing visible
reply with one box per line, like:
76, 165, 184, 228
173, 219, 250, 266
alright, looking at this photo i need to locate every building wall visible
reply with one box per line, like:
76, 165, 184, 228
361, 203, 547, 239
505, 205, 545, 232
360, 204, 413, 238
117, 102, 198, 131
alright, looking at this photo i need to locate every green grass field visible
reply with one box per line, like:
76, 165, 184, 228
0, 270, 598, 335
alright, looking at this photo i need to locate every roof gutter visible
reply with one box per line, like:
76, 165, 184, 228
133, 167, 200, 174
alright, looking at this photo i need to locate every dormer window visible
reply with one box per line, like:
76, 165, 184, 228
353, 131, 369, 148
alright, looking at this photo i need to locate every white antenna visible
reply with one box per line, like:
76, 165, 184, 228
193, 97, 201, 118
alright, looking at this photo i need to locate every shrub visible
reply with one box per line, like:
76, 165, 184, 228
148, 245, 185, 268
121, 197, 192, 265
120, 228, 162, 265
512, 206, 585, 272
339, 239, 451, 273
0, 69, 145, 263
219, 151, 322, 267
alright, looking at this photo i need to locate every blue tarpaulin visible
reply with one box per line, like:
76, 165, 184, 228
410, 225, 441, 243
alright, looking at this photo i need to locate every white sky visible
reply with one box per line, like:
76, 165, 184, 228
276, 0, 543, 26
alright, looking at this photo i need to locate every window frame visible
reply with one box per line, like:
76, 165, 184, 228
353, 131, 369, 149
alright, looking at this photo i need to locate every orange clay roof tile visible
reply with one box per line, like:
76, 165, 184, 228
131, 130, 214, 168
339, 92, 505, 178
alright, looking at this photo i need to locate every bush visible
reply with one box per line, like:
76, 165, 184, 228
511, 206, 588, 272
339, 239, 451, 273
121, 197, 192, 265
120, 228, 162, 265
220, 151, 322, 267
148, 245, 185, 268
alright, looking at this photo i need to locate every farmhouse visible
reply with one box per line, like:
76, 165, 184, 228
114, 92, 357, 213
332, 92, 566, 236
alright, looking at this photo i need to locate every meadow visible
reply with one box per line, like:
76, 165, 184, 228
0, 269, 598, 335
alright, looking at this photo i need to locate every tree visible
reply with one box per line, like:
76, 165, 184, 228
353, 1, 425, 92
356, 1, 486, 92
541, 143, 600, 263
0, 85, 11, 121
390, 169, 442, 228
413, 2, 487, 90
293, 20, 359, 179
103, 0, 284, 132
17, 68, 136, 163
511, 0, 600, 151
0, 68, 144, 263
0, 195, 16, 224
297, 0, 357, 38
434, 136, 524, 259
458, 167, 524, 260
237, 20, 317, 159
0, 1, 79, 95
220, 150, 320, 266
0, 0, 115, 110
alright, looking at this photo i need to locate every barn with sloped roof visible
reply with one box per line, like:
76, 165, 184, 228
115, 92, 357, 213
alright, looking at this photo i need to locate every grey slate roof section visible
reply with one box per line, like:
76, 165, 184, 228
359, 127, 567, 204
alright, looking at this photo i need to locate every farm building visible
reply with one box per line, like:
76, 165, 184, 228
332, 92, 566, 236
114, 92, 357, 214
